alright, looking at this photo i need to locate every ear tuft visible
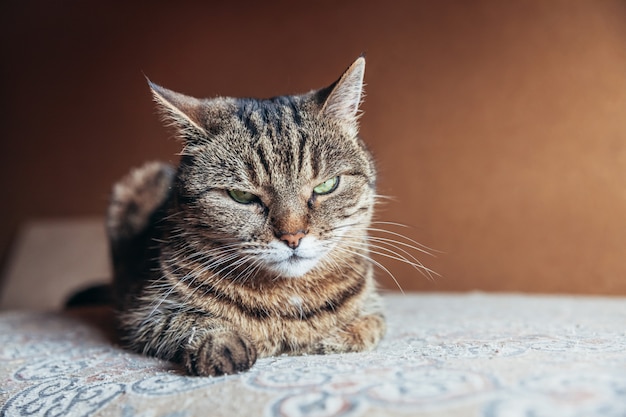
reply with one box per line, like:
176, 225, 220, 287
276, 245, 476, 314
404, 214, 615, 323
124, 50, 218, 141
321, 56, 366, 128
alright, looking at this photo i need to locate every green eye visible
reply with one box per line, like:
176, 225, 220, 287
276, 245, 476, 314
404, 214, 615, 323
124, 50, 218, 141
228, 189, 258, 204
313, 176, 339, 195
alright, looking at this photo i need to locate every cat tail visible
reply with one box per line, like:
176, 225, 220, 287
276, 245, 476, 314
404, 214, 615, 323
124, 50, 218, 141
65, 282, 113, 308
106, 161, 175, 243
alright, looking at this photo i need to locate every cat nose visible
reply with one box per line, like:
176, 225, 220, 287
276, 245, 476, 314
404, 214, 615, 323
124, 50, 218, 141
278, 230, 307, 249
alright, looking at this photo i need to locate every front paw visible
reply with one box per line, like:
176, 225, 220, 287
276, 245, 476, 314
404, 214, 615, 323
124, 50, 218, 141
183, 329, 257, 376
317, 314, 386, 354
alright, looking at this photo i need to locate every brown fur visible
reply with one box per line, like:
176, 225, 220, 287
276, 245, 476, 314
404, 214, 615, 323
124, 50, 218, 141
107, 57, 387, 376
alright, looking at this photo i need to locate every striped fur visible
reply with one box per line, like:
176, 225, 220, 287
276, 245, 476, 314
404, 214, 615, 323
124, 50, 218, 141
107, 57, 385, 376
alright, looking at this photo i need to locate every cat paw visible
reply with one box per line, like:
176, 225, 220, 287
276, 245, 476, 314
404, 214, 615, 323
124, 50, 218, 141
316, 314, 386, 354
183, 329, 257, 376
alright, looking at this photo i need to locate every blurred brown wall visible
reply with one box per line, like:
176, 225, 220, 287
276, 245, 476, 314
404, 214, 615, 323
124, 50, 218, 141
2, 1, 626, 294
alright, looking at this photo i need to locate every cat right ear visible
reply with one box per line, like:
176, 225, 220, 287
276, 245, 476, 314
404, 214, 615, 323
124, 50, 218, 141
318, 56, 366, 135
147, 80, 208, 141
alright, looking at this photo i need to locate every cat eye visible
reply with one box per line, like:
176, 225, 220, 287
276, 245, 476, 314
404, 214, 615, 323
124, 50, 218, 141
228, 189, 259, 204
313, 176, 340, 195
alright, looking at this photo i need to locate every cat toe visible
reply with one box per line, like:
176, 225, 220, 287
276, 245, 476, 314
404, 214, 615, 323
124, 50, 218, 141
184, 330, 257, 376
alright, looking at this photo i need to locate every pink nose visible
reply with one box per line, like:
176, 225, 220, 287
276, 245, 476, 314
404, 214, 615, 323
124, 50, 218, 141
278, 230, 307, 249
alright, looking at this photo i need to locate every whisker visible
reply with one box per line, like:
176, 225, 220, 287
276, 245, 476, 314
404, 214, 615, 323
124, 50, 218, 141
368, 244, 439, 281
328, 234, 438, 282
369, 222, 442, 252
330, 245, 405, 294
367, 235, 436, 257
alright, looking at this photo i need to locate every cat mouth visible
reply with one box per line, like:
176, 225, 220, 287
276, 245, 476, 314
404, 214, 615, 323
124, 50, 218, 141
270, 253, 315, 266
264, 253, 320, 278
262, 238, 327, 277
287, 253, 313, 262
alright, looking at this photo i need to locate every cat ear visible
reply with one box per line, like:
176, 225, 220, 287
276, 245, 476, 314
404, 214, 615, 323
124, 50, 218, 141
147, 80, 208, 140
320, 56, 365, 130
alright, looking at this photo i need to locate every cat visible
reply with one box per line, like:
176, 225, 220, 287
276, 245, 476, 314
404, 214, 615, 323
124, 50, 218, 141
107, 56, 392, 376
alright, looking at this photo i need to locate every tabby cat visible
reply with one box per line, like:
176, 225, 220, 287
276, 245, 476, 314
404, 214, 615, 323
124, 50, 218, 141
107, 57, 387, 376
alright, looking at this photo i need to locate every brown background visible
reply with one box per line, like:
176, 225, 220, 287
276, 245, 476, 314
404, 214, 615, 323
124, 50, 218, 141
2, 1, 626, 295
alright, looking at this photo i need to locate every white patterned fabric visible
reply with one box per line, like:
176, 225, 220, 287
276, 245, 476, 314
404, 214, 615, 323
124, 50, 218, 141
1, 293, 625, 417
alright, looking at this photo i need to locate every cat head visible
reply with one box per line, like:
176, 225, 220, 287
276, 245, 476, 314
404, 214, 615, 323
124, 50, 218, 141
150, 57, 376, 279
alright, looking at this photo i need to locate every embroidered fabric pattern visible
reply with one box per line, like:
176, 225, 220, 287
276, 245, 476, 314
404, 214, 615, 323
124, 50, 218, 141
1, 293, 625, 417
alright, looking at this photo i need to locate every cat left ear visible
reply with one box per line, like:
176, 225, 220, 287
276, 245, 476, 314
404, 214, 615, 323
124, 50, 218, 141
148, 80, 208, 139
319, 56, 365, 132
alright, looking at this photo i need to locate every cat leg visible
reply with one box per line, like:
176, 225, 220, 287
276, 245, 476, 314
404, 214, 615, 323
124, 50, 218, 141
120, 305, 257, 376
315, 313, 386, 354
